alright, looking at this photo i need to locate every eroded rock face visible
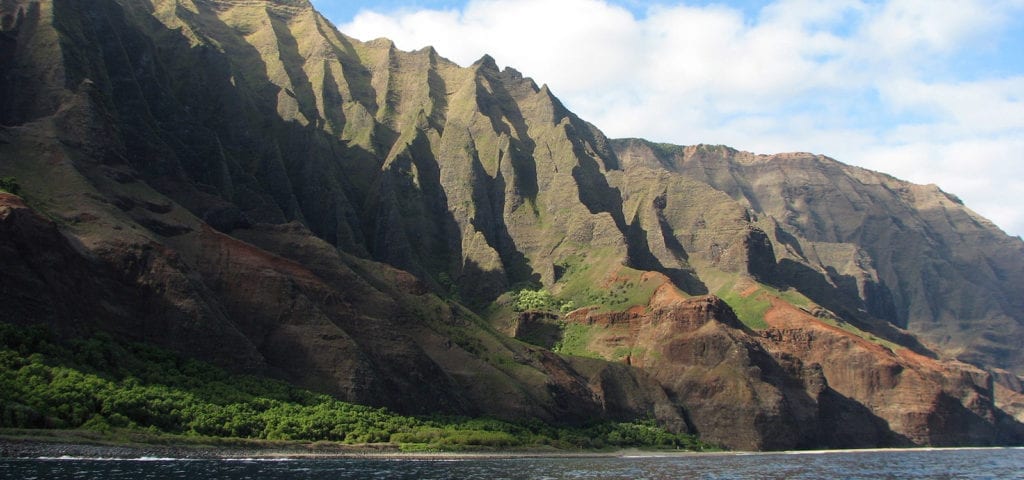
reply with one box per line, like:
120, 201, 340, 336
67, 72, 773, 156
0, 0, 695, 427
0, 192, 269, 371
613, 140, 1024, 376
565, 290, 1022, 450
0, 187, 686, 428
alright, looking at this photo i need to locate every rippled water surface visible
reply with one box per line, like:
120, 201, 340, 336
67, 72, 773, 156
2, 448, 1023, 479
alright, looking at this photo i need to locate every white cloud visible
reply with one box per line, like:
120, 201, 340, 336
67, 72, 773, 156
861, 0, 1007, 58
879, 78, 1024, 135
339, 0, 1024, 237
857, 137, 1024, 233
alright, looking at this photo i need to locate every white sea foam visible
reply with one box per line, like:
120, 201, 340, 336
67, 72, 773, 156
36, 456, 198, 462
36, 456, 124, 461
780, 446, 1014, 455
222, 457, 296, 462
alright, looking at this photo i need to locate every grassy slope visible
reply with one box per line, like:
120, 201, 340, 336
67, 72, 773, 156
502, 256, 902, 360
709, 272, 903, 350
552, 250, 666, 314
484, 248, 671, 359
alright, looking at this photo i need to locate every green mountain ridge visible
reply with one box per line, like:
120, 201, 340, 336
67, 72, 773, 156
1, 0, 1022, 450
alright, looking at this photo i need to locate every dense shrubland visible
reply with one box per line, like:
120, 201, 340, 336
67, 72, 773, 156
511, 288, 575, 314
0, 323, 711, 451
0, 177, 21, 195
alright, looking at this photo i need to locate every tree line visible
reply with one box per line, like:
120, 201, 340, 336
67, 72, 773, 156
0, 322, 711, 451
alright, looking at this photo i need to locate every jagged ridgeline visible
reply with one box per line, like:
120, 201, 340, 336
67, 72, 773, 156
1, 0, 1023, 450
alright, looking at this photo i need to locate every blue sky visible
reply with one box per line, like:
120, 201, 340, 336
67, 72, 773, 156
314, 0, 773, 21
311, 0, 1024, 238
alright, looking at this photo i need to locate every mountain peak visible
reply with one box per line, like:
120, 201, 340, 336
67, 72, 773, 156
472, 53, 499, 71
365, 37, 396, 49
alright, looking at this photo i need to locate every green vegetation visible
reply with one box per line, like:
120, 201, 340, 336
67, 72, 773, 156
648, 142, 684, 160
611, 346, 646, 361
0, 322, 712, 451
776, 287, 812, 309
715, 278, 812, 330
716, 286, 771, 330
0, 177, 21, 195
714, 277, 900, 350
811, 314, 903, 351
552, 323, 599, 358
553, 252, 664, 313
437, 272, 461, 302
511, 288, 574, 313
590, 274, 662, 312
496, 254, 667, 359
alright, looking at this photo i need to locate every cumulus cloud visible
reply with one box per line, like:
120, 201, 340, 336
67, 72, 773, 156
338, 0, 1024, 237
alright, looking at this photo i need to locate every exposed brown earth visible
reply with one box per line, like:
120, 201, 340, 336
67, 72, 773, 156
561, 291, 1022, 449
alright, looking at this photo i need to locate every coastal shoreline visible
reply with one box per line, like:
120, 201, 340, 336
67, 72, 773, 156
3, 435, 1019, 462
0, 436, 687, 461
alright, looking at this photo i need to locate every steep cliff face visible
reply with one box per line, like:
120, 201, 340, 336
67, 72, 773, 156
561, 288, 1021, 449
1, 0, 1022, 450
612, 140, 1024, 375
0, 0, 667, 308
0, 0, 686, 428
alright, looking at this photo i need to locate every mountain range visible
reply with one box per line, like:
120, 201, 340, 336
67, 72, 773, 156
1, 0, 1022, 450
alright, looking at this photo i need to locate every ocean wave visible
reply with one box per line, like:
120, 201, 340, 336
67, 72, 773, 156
35, 456, 199, 462
222, 457, 297, 462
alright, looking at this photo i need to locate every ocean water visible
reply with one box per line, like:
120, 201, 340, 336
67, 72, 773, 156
2, 448, 1023, 479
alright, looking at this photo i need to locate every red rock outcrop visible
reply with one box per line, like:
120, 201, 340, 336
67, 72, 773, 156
564, 287, 1022, 449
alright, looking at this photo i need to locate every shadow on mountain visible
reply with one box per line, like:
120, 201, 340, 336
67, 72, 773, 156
926, 391, 1024, 446
772, 259, 934, 357
624, 216, 707, 295
468, 144, 539, 294
747, 343, 912, 450
816, 388, 913, 448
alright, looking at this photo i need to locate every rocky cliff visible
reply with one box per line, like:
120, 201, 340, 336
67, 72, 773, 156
1, 0, 1022, 450
0, 0, 686, 430
612, 140, 1024, 375
558, 287, 1022, 449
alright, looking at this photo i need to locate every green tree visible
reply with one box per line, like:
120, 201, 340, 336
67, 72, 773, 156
0, 177, 21, 195
513, 289, 557, 312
